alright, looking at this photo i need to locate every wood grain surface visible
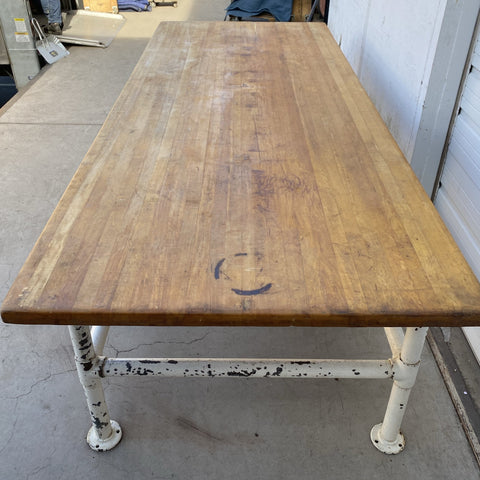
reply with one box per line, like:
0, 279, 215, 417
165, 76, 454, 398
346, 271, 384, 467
3, 22, 480, 327
83, 0, 118, 14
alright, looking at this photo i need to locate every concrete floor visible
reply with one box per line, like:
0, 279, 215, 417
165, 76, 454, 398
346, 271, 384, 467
1, 3, 480, 479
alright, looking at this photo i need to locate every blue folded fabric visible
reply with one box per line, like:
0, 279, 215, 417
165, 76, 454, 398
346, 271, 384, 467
226, 0, 293, 22
117, 0, 152, 11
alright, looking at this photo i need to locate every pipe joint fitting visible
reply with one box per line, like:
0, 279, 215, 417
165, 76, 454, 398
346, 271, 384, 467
392, 355, 420, 389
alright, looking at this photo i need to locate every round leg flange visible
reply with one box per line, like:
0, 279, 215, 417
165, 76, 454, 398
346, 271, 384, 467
370, 423, 405, 454
87, 420, 122, 451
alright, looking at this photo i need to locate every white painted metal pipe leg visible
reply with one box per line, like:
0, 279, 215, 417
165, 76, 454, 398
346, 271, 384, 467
371, 327, 428, 454
384, 327, 404, 357
91, 325, 110, 356
68, 325, 122, 451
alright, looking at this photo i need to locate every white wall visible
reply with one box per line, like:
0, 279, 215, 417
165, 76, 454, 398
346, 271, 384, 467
328, 0, 447, 162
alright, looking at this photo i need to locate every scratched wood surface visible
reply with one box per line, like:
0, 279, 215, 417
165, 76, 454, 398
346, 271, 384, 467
3, 22, 480, 327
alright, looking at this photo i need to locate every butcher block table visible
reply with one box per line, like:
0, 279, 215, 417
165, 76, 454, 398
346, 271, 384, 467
3, 21, 480, 454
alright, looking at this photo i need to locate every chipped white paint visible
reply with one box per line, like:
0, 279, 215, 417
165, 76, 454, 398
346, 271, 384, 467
371, 327, 428, 454
68, 325, 122, 451
68, 325, 428, 453
102, 358, 393, 379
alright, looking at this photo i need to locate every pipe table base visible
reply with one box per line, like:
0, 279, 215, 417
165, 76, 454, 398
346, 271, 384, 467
69, 325, 428, 454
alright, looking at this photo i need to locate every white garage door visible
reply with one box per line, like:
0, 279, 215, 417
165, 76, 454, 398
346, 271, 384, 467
435, 28, 480, 362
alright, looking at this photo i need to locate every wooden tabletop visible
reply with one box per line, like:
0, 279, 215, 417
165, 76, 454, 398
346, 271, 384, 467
3, 22, 480, 327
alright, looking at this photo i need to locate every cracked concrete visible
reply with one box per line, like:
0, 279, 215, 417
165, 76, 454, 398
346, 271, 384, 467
1, 2, 480, 479
1, 323, 480, 479
107, 331, 212, 356
4, 369, 77, 401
